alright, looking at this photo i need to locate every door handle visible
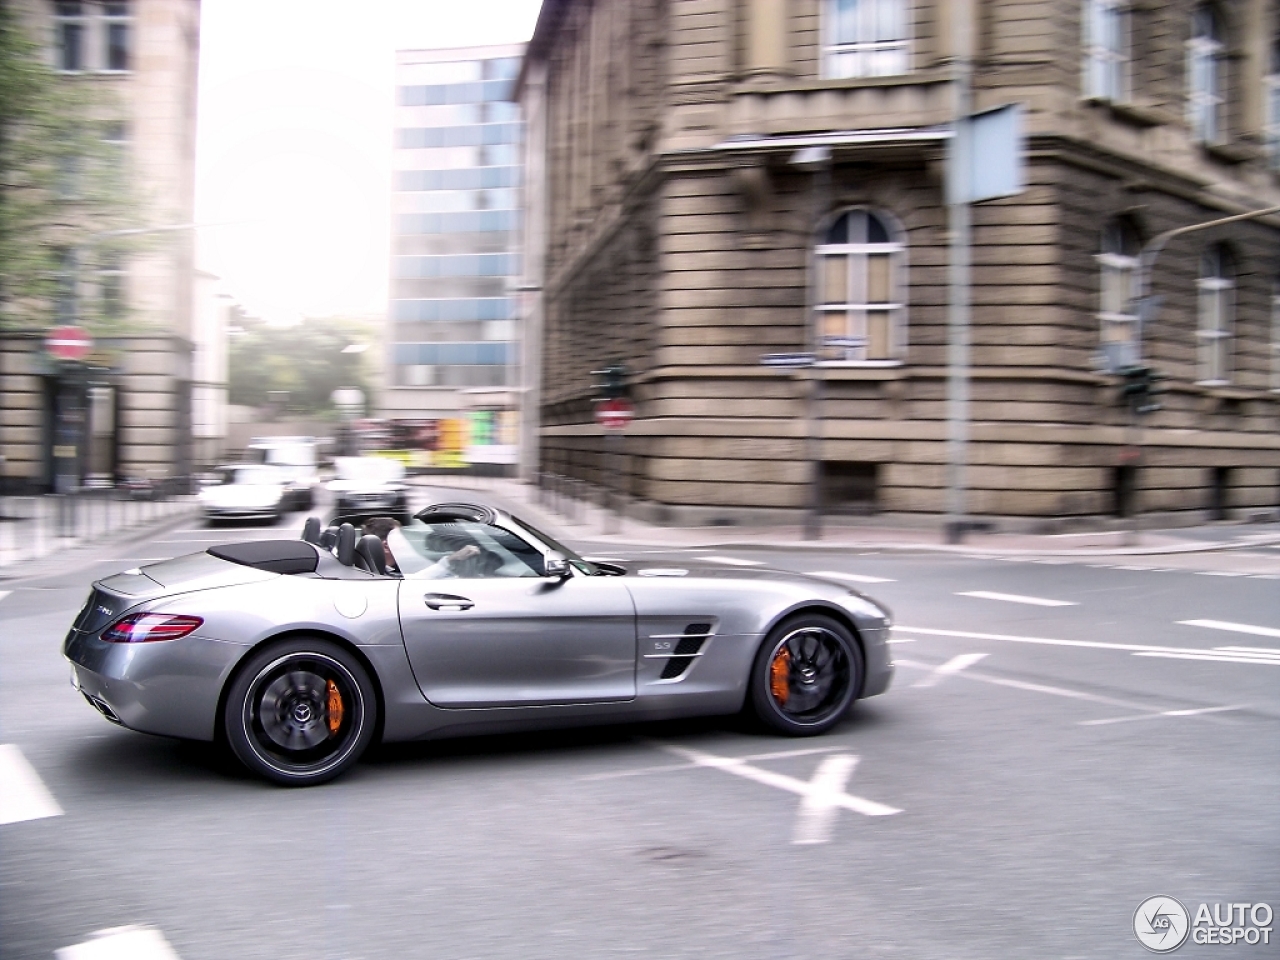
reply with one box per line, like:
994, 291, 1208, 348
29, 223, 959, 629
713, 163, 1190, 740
424, 593, 474, 611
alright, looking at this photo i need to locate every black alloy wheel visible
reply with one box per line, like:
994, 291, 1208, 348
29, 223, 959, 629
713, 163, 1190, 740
750, 613, 863, 735
224, 636, 377, 786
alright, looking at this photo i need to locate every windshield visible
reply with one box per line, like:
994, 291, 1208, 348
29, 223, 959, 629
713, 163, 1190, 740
217, 466, 281, 486
506, 516, 599, 576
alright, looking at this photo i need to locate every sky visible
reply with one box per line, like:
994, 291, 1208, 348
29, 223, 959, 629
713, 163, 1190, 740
194, 0, 543, 326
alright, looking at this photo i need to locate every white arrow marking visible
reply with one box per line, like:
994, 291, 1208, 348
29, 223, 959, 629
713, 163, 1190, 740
56, 925, 183, 960
0, 744, 63, 825
912, 652, 988, 688
661, 743, 900, 824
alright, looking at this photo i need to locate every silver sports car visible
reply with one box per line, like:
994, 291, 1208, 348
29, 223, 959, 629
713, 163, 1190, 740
64, 503, 894, 786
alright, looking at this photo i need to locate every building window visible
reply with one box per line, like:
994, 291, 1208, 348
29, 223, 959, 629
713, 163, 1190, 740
52, 0, 131, 73
54, 1, 86, 72
816, 208, 906, 363
99, 254, 125, 320
55, 248, 78, 322
1097, 219, 1141, 366
1266, 42, 1280, 169
1271, 284, 1280, 391
1197, 244, 1234, 384
104, 1, 131, 72
1187, 4, 1225, 144
823, 0, 910, 79
1083, 0, 1129, 102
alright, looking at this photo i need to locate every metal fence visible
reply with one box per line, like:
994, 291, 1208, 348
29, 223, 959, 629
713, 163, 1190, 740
0, 482, 196, 568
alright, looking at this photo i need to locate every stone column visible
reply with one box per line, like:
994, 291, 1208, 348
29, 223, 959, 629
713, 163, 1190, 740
1239, 0, 1268, 137
744, 0, 789, 81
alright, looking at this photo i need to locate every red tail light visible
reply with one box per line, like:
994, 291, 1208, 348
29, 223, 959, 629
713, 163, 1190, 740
102, 614, 204, 643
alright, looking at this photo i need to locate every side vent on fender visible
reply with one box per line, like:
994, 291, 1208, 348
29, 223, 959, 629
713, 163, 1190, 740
658, 622, 714, 680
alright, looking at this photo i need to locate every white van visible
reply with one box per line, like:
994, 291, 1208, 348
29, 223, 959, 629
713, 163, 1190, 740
246, 436, 321, 511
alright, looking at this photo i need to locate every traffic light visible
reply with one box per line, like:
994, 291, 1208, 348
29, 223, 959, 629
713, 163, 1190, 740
1119, 365, 1165, 415
591, 362, 629, 400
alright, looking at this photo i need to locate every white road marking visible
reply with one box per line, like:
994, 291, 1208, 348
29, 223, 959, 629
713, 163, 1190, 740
794, 754, 860, 844
895, 659, 1166, 712
578, 746, 841, 782
895, 625, 1278, 664
957, 591, 1076, 607
660, 743, 900, 822
1178, 619, 1280, 640
911, 652, 988, 688
0, 745, 63, 825
1216, 646, 1280, 656
1196, 570, 1247, 577
56, 925, 183, 960
91, 558, 168, 564
1252, 574, 1280, 579
0, 590, 10, 604
1079, 705, 1248, 727
809, 570, 896, 584
1133, 652, 1280, 666
701, 555, 764, 566
885, 637, 915, 643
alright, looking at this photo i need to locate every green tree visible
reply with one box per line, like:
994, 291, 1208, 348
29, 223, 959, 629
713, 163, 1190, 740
0, 1, 140, 332
229, 315, 378, 417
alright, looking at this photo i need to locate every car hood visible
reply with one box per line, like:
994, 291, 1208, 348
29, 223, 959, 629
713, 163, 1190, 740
96, 551, 278, 600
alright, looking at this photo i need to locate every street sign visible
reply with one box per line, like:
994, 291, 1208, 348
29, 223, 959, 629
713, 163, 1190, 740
45, 325, 92, 362
760, 352, 816, 368
595, 397, 634, 430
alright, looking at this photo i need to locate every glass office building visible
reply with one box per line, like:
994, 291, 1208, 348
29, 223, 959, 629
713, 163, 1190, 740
384, 45, 524, 424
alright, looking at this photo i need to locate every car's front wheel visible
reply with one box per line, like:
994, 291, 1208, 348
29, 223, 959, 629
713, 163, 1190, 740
750, 613, 863, 736
224, 636, 377, 786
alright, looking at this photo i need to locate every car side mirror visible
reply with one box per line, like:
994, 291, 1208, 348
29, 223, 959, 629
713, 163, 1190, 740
544, 553, 570, 579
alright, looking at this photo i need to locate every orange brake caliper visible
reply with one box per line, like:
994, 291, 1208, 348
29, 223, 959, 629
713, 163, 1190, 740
326, 680, 344, 736
769, 647, 791, 706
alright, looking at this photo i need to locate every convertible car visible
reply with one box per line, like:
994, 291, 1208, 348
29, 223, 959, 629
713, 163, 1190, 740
64, 503, 894, 786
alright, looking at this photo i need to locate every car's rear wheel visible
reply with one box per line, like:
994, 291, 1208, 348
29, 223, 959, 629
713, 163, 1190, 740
224, 637, 377, 786
750, 613, 862, 736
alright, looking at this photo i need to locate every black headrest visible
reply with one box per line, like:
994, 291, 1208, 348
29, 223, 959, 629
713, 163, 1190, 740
354, 534, 387, 575
336, 523, 357, 566
319, 527, 337, 549
208, 540, 319, 575
301, 517, 322, 544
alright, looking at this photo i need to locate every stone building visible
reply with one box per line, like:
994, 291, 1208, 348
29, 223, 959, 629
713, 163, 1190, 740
0, 0, 202, 492
517, 0, 1280, 526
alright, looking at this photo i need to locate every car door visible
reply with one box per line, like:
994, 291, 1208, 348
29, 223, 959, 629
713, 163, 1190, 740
398, 572, 637, 708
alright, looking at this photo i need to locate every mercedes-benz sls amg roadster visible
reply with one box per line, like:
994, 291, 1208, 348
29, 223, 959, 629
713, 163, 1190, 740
64, 503, 893, 786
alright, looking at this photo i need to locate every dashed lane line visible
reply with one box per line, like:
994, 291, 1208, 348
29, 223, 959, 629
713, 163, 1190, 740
957, 590, 1076, 607
808, 570, 896, 584
56, 925, 183, 960
0, 744, 63, 826
1177, 618, 1280, 640
701, 555, 765, 567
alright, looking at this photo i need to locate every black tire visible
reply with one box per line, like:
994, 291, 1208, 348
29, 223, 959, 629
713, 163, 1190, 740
224, 636, 377, 786
750, 613, 863, 736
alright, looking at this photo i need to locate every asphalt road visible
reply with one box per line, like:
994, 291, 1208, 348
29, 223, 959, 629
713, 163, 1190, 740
1, 495, 1277, 959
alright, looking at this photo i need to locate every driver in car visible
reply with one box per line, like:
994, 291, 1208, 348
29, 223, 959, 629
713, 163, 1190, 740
421, 542, 503, 579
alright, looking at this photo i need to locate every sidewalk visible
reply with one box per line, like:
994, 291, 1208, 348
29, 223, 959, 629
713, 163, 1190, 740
412, 475, 1280, 560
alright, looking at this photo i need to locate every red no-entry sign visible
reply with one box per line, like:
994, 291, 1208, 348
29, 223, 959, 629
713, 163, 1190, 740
45, 325, 93, 362
594, 397, 634, 430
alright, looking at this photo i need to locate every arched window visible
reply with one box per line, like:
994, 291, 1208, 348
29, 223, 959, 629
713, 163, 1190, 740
823, 0, 910, 79
1187, 4, 1225, 143
1083, 0, 1129, 102
1197, 244, 1234, 384
816, 209, 906, 363
1097, 219, 1141, 366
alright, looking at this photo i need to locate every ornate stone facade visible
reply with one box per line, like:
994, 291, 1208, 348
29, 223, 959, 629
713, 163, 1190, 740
519, 0, 1280, 525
